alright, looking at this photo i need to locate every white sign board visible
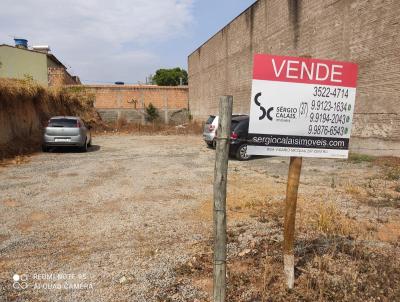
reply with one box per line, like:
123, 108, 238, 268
248, 54, 358, 159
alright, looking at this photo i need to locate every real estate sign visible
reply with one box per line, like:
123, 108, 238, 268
248, 54, 358, 159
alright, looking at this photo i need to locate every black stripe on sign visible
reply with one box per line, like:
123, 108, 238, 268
248, 133, 349, 150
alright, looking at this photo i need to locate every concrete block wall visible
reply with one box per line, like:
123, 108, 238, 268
188, 0, 400, 156
84, 85, 189, 124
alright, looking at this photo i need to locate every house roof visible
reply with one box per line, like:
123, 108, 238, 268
0, 44, 66, 68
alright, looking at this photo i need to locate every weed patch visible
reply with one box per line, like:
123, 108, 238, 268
348, 153, 375, 163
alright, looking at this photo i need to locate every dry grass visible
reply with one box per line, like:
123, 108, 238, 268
195, 173, 286, 224
177, 201, 400, 301
342, 164, 400, 210
377, 222, 400, 243
95, 117, 203, 136
0, 79, 101, 159
345, 183, 364, 197
0, 78, 96, 116
385, 167, 400, 181
373, 157, 400, 182
174, 164, 400, 301
312, 202, 357, 236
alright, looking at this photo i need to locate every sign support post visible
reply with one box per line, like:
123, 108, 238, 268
213, 95, 233, 302
283, 156, 303, 289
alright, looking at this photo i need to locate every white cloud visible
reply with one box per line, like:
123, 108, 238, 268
0, 0, 194, 83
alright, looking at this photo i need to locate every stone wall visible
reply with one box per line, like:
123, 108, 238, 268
84, 85, 189, 124
188, 0, 400, 156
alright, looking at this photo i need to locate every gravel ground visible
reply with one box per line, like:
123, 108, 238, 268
0, 135, 399, 301
0, 135, 213, 302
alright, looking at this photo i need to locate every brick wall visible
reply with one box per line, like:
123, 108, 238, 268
83, 85, 189, 124
188, 0, 400, 156
48, 67, 79, 86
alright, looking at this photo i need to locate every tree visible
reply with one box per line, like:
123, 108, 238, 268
152, 68, 188, 86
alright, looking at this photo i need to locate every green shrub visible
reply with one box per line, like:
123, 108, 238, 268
145, 103, 159, 122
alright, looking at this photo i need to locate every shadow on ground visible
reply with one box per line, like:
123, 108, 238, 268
45, 145, 101, 153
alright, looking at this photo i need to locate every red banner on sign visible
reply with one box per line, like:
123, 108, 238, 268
253, 54, 358, 88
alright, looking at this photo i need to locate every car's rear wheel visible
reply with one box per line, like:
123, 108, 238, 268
236, 144, 251, 161
81, 138, 88, 152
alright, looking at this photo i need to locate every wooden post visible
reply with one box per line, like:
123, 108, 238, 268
283, 156, 303, 289
213, 95, 233, 302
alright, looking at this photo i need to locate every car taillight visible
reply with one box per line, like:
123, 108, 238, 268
230, 132, 238, 140
208, 124, 215, 131
76, 120, 81, 128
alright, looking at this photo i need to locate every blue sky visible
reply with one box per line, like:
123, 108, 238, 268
0, 0, 256, 84
163, 1, 257, 73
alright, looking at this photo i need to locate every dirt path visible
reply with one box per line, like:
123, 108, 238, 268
1, 135, 399, 301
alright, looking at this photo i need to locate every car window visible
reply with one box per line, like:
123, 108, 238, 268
239, 121, 249, 132
231, 120, 240, 131
232, 119, 249, 132
48, 118, 77, 127
206, 116, 215, 124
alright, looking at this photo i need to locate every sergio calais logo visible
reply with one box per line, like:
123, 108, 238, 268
253, 92, 274, 121
254, 92, 297, 122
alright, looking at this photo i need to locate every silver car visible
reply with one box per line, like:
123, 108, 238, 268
42, 116, 92, 152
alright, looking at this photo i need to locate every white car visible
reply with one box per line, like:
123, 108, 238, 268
203, 115, 218, 148
203, 114, 248, 148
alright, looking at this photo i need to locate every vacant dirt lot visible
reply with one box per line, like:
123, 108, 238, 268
0, 135, 399, 301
